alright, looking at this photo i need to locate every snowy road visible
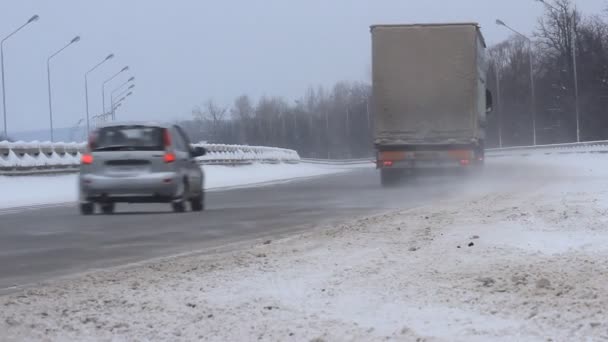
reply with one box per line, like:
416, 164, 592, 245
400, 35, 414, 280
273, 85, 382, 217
0, 164, 413, 292
0, 163, 366, 209
2, 155, 608, 340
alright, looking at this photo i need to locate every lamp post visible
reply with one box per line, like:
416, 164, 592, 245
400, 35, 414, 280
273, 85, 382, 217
111, 90, 133, 119
85, 54, 114, 133
110, 78, 134, 120
91, 112, 112, 127
114, 96, 126, 107
535, 0, 580, 142
494, 64, 503, 148
111, 77, 135, 98
496, 19, 537, 145
112, 85, 134, 106
1, 14, 39, 138
102, 66, 128, 114
69, 118, 84, 142
111, 102, 123, 119
47, 36, 80, 142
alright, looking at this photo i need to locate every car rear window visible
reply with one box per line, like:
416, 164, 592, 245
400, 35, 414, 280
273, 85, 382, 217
93, 126, 164, 151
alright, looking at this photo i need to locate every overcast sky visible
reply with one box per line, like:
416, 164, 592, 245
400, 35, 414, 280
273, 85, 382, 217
0, 0, 605, 136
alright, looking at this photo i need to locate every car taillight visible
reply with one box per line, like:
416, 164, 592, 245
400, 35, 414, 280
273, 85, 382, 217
162, 128, 175, 163
164, 152, 176, 163
81, 154, 94, 165
383, 160, 394, 167
460, 159, 470, 166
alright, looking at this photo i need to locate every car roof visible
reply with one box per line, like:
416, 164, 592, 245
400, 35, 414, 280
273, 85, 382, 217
95, 121, 173, 129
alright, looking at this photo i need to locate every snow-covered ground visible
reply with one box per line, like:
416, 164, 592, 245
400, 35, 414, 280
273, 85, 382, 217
2, 154, 608, 341
0, 163, 367, 209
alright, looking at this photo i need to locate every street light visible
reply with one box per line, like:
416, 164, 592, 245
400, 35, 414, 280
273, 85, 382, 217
535, 0, 580, 142
493, 63, 503, 148
1, 14, 40, 138
112, 91, 133, 119
113, 84, 135, 103
112, 87, 134, 111
47, 36, 80, 142
85, 53, 114, 133
69, 118, 84, 142
110, 79, 134, 102
111, 102, 123, 119
102, 66, 128, 114
91, 111, 112, 127
496, 19, 537, 145
110, 78, 134, 120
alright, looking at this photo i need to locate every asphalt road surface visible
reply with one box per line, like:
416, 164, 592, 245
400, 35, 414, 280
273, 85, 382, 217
0, 168, 471, 294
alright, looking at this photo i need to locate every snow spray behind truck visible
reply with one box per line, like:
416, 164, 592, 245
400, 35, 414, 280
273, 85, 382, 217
371, 23, 493, 186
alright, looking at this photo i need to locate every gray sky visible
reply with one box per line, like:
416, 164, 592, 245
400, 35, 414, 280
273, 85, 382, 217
0, 0, 605, 135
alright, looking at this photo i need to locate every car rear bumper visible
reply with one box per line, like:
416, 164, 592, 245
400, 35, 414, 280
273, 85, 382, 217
80, 172, 180, 203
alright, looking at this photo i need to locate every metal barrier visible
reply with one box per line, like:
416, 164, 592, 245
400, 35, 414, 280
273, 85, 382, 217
301, 158, 374, 165
486, 140, 608, 157
301, 140, 608, 165
0, 141, 300, 176
5, 138, 601, 175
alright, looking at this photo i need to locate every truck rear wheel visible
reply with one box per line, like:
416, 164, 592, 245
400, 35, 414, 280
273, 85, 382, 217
381, 169, 401, 187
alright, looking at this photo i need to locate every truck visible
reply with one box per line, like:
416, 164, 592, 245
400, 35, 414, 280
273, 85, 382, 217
370, 23, 493, 186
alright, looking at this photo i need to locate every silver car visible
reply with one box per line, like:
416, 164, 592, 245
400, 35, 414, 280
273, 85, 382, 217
78, 122, 206, 215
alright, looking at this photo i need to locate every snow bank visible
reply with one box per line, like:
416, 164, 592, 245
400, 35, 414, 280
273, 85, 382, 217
0, 163, 365, 209
204, 163, 363, 190
0, 174, 77, 208
2, 154, 608, 340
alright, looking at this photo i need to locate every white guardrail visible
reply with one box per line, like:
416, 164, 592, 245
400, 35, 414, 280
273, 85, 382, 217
302, 141, 608, 165
2, 139, 605, 175
301, 158, 374, 165
486, 140, 608, 157
0, 141, 300, 176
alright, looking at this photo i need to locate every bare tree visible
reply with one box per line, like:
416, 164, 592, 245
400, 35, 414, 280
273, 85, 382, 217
231, 95, 253, 144
192, 99, 227, 143
486, 2, 608, 145
183, 81, 374, 158
231, 95, 253, 120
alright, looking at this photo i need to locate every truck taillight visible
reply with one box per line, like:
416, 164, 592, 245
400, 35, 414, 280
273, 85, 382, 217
81, 154, 94, 165
383, 160, 394, 167
460, 159, 470, 166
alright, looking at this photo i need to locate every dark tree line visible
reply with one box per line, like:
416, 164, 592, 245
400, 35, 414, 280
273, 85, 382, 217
182, 82, 373, 159
185, 0, 607, 156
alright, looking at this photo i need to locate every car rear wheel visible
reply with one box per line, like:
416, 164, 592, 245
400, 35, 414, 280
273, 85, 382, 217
80, 202, 94, 215
101, 203, 115, 215
190, 192, 204, 212
172, 201, 186, 213
172, 180, 188, 213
